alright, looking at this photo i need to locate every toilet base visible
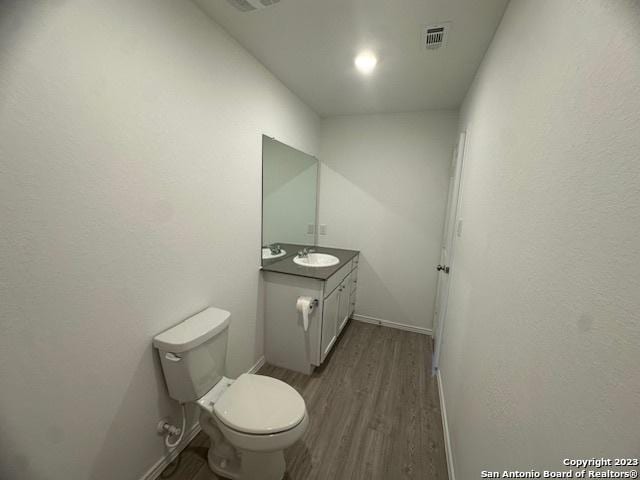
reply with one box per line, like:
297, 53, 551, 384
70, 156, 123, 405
208, 447, 285, 480
199, 410, 286, 480
207, 447, 241, 479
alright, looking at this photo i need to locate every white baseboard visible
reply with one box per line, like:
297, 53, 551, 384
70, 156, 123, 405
247, 355, 266, 374
436, 369, 455, 480
352, 314, 433, 336
140, 355, 267, 480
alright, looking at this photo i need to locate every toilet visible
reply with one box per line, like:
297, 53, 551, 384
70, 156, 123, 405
153, 307, 308, 480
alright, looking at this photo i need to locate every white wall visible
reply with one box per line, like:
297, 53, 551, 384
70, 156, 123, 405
0, 1, 319, 479
318, 112, 458, 331
440, 1, 640, 478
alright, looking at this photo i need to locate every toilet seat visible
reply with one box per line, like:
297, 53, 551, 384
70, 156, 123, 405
214, 409, 309, 453
213, 373, 306, 435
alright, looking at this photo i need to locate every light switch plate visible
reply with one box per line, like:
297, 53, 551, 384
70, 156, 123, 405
307, 224, 315, 235
319, 224, 327, 235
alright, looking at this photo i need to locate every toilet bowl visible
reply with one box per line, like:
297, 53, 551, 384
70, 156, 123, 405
197, 373, 308, 479
153, 307, 308, 480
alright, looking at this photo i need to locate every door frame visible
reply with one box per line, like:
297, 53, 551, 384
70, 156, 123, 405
432, 131, 467, 373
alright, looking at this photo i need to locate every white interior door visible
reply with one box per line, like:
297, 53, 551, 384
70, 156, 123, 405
432, 131, 466, 373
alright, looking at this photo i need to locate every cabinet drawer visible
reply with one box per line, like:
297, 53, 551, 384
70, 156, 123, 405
324, 262, 352, 298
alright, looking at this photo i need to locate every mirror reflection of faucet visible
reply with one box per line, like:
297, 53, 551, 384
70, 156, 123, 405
262, 244, 286, 260
269, 244, 282, 254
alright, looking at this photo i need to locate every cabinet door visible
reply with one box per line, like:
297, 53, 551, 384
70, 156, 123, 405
320, 286, 339, 362
337, 274, 351, 333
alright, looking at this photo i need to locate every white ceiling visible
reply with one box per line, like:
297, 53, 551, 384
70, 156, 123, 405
194, 0, 509, 117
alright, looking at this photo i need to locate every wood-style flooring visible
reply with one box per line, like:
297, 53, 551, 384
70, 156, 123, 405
159, 320, 449, 480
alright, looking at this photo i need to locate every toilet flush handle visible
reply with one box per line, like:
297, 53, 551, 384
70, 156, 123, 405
165, 352, 182, 362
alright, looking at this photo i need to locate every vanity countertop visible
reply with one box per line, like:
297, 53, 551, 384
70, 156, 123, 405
261, 243, 359, 280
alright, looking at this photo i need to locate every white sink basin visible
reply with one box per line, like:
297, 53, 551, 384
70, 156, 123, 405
293, 253, 340, 268
262, 248, 286, 260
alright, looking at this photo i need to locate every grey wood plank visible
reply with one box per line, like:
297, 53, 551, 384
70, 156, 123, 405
160, 321, 449, 480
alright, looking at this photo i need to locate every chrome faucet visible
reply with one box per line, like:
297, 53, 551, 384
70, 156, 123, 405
297, 247, 315, 258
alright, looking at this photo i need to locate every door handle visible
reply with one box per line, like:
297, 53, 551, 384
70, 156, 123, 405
436, 265, 450, 274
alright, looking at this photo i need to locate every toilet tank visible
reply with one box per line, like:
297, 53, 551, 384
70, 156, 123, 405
153, 307, 231, 403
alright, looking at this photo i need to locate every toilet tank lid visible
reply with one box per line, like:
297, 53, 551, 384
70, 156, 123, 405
153, 307, 230, 353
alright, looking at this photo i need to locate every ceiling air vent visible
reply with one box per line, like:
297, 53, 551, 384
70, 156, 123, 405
226, 0, 281, 12
422, 22, 451, 50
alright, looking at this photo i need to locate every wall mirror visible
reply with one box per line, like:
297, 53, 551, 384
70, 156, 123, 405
261, 135, 318, 265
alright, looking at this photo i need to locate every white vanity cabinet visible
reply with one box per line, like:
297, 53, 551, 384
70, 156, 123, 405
320, 267, 357, 362
263, 253, 359, 375
320, 284, 340, 361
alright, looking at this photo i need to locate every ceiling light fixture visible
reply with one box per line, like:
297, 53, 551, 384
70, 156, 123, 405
354, 51, 378, 75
